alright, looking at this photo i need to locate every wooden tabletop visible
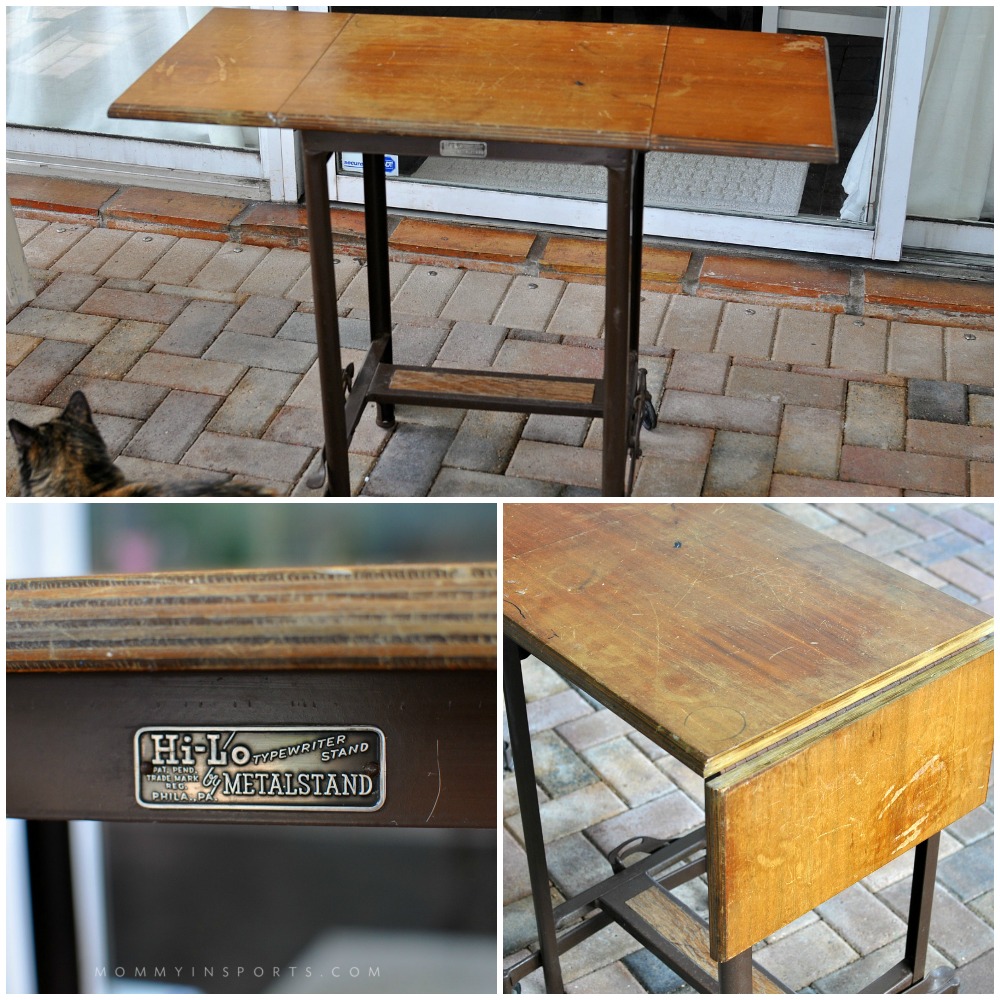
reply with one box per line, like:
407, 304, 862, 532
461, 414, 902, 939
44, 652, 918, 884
503, 504, 991, 775
7, 563, 496, 673
109, 9, 837, 161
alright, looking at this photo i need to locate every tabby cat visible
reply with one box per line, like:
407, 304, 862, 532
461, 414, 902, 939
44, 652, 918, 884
8, 391, 275, 497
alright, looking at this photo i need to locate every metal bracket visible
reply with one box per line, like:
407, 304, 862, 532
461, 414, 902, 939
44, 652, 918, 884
606, 834, 678, 873
626, 367, 656, 495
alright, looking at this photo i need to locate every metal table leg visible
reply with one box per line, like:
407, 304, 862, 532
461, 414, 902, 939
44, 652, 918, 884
904, 833, 940, 983
361, 153, 395, 429
303, 147, 352, 496
718, 949, 754, 994
26, 820, 80, 993
604, 150, 642, 496
503, 635, 564, 992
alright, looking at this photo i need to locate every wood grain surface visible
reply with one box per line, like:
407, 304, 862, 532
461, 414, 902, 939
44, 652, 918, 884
389, 369, 597, 404
108, 10, 836, 162
503, 504, 991, 774
625, 887, 785, 992
651, 28, 838, 160
705, 647, 994, 960
282, 14, 668, 147
7, 563, 496, 673
108, 8, 351, 128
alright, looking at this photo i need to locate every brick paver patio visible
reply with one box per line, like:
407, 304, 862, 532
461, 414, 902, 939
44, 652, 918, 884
503, 502, 994, 994
6, 180, 994, 497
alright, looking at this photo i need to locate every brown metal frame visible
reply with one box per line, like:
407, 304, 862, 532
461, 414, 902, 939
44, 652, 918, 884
301, 131, 648, 496
503, 632, 963, 994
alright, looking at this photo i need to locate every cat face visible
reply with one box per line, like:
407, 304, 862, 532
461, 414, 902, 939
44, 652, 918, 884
8, 391, 126, 497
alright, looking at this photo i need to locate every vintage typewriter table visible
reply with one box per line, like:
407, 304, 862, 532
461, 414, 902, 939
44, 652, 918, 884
503, 504, 992, 993
108, 9, 837, 496
7, 563, 496, 991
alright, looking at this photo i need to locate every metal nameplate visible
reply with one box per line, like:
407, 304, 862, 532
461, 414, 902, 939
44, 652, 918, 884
135, 727, 384, 811
440, 140, 487, 159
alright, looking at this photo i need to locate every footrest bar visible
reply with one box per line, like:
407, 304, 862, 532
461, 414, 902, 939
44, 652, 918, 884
503, 908, 615, 992
369, 363, 605, 417
607, 883, 789, 994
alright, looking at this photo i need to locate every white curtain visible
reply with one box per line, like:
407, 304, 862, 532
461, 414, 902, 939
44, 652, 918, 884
842, 6, 994, 223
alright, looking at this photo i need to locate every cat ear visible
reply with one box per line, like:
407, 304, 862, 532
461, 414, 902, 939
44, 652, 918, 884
8, 419, 38, 450
64, 390, 95, 425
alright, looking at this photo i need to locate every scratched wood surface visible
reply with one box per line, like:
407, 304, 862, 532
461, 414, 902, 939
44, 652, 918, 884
7, 564, 496, 673
108, 9, 351, 128
108, 9, 836, 162
279, 14, 668, 147
705, 647, 994, 960
651, 28, 838, 160
503, 504, 992, 774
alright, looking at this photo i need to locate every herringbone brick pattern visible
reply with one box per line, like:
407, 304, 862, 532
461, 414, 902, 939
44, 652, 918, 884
503, 503, 993, 994
7, 213, 993, 497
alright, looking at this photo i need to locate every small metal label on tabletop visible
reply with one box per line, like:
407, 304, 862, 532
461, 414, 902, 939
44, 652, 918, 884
135, 727, 385, 811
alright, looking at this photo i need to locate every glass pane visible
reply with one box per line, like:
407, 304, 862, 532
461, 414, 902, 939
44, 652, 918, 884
6, 6, 258, 150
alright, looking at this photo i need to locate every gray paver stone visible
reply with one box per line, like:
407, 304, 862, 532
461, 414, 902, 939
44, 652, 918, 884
24, 224, 97, 269
183, 430, 311, 483
435, 321, 508, 368
203, 330, 316, 373
546, 831, 617, 899
753, 920, 857, 992
494, 275, 565, 331
156, 299, 238, 356
581, 737, 677, 807
31, 273, 104, 312
73, 320, 163, 380
189, 243, 269, 292
361, 422, 456, 496
935, 837, 994, 902
392, 264, 464, 316
585, 790, 704, 854
443, 409, 525, 473
46, 377, 167, 420
7, 306, 116, 345
207, 368, 300, 437
7, 339, 91, 403
907, 379, 968, 424
122, 390, 222, 463
429, 468, 561, 496
529, 730, 598, 798
98, 232, 175, 280
78, 287, 188, 325
237, 247, 311, 298
703, 430, 777, 496
814, 883, 906, 955
225, 295, 297, 338
440, 270, 513, 324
